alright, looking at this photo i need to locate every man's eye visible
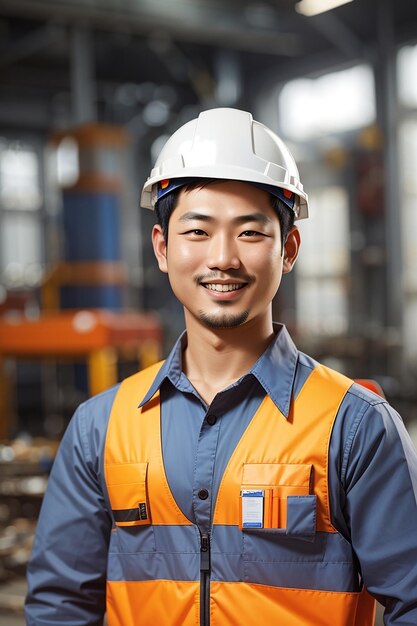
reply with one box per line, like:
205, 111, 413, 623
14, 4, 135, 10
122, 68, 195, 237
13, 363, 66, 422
240, 230, 262, 237
185, 229, 207, 236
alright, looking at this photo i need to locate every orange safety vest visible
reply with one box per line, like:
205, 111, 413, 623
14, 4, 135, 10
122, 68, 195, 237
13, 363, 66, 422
104, 361, 376, 626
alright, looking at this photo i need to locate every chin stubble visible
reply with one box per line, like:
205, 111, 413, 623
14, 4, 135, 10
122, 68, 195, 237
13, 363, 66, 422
197, 309, 249, 329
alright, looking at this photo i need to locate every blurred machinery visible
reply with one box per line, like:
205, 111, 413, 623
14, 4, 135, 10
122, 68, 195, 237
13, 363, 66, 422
0, 122, 162, 620
50, 123, 128, 309
0, 120, 163, 437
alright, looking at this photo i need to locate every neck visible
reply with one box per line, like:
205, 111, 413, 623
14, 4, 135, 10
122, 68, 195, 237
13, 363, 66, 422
182, 312, 275, 403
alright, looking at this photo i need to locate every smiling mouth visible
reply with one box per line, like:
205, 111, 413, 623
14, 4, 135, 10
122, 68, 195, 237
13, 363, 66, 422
202, 283, 246, 292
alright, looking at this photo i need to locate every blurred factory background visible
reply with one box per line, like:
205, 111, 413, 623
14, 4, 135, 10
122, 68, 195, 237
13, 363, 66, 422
0, 0, 417, 623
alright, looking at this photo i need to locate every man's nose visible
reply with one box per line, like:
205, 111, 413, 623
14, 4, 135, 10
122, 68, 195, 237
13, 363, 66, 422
206, 233, 241, 270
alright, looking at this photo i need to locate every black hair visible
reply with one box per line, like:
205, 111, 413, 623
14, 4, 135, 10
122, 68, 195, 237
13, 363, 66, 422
154, 179, 295, 251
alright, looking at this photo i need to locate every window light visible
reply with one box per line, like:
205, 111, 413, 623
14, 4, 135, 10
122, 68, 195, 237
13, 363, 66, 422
0, 147, 41, 210
295, 0, 354, 17
398, 44, 417, 108
279, 65, 375, 140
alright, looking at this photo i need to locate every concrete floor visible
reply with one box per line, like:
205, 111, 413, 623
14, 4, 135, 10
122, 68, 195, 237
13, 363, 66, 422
0, 614, 25, 626
0, 577, 25, 626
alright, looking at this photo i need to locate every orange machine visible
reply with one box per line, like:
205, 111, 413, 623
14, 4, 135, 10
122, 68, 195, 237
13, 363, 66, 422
0, 310, 162, 438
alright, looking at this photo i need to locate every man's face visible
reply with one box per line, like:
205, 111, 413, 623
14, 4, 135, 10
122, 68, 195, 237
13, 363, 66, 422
152, 180, 299, 332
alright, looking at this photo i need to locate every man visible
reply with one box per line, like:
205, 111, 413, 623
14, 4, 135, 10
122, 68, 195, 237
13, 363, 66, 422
26, 108, 417, 625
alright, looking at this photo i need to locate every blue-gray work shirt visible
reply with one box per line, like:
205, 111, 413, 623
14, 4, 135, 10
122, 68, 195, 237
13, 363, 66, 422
25, 324, 417, 625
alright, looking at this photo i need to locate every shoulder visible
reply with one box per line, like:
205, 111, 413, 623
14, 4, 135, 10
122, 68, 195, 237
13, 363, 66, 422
75, 383, 121, 434
338, 372, 392, 439
73, 360, 165, 444
78, 360, 165, 422
117, 360, 165, 394
297, 351, 396, 469
332, 376, 409, 489
297, 349, 386, 413
61, 385, 121, 472
80, 383, 121, 414
312, 358, 392, 456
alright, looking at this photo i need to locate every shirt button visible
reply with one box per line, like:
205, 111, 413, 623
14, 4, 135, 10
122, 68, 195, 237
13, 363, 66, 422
206, 414, 217, 426
198, 488, 209, 500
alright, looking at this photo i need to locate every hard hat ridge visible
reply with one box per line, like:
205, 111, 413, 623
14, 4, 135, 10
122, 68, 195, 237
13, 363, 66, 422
140, 107, 308, 220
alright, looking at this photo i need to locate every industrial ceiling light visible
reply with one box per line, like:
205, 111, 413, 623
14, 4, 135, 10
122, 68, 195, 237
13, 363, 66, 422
295, 0, 354, 17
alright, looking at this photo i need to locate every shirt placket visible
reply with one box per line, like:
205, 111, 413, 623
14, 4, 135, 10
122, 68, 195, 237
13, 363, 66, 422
192, 401, 222, 533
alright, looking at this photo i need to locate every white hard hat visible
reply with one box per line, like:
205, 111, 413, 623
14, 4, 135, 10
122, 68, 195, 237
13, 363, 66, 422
140, 107, 308, 220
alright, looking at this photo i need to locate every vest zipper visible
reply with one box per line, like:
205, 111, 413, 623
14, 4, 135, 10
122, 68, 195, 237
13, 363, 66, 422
200, 532, 211, 626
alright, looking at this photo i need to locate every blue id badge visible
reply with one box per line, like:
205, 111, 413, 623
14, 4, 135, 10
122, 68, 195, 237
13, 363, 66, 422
241, 489, 264, 529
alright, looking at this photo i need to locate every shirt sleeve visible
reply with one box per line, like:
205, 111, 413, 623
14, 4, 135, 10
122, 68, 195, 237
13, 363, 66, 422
341, 400, 417, 625
25, 400, 113, 626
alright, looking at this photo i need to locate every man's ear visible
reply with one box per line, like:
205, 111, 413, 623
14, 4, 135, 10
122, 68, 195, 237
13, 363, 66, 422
283, 225, 301, 274
152, 224, 168, 273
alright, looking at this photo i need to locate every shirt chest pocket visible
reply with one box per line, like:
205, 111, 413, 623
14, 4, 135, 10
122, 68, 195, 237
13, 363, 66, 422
240, 463, 317, 539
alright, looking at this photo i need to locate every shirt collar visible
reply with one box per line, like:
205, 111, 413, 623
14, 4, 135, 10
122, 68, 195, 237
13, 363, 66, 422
138, 324, 298, 418
250, 323, 298, 418
138, 331, 188, 407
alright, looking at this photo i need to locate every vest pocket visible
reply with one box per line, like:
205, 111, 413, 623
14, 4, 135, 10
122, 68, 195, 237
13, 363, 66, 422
240, 463, 316, 537
106, 462, 151, 527
240, 464, 322, 578
286, 494, 317, 539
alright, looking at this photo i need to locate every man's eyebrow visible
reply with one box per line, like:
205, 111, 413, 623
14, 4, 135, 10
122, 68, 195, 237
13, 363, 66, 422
177, 211, 272, 225
178, 212, 213, 223
233, 212, 272, 226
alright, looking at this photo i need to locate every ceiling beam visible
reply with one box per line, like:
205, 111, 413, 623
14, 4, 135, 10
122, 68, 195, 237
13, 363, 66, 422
302, 10, 365, 58
0, 0, 304, 57
0, 23, 65, 69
